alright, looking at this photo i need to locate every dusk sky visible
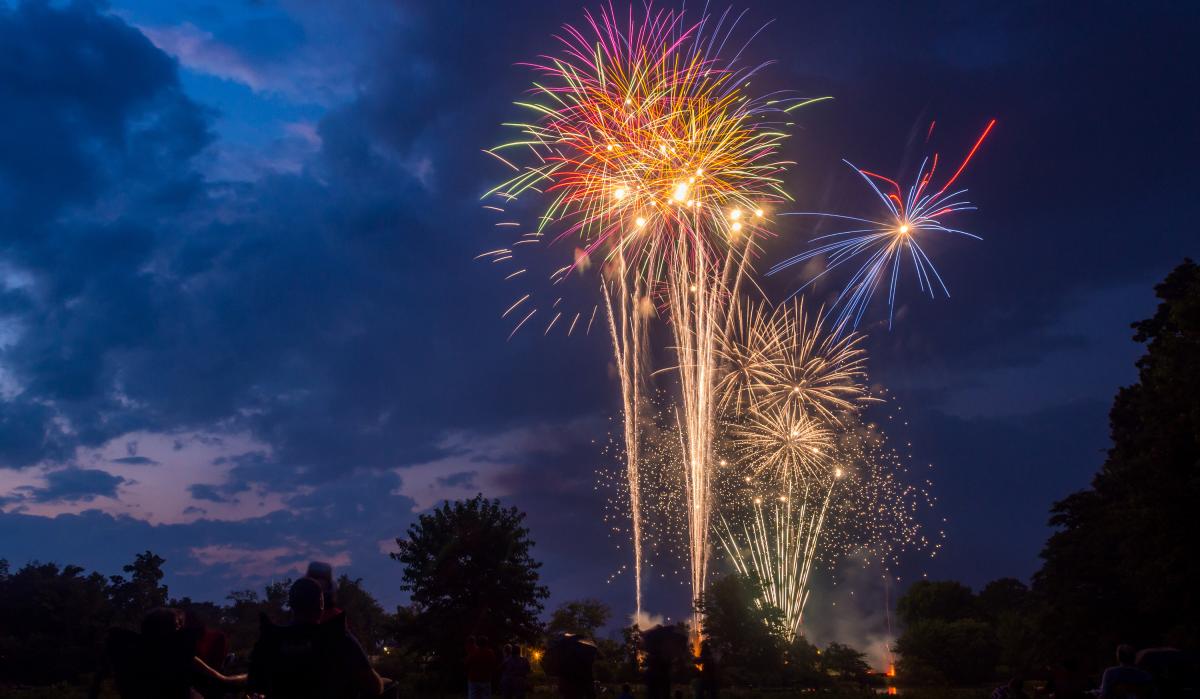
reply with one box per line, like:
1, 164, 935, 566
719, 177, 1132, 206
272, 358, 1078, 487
1, 0, 1197, 646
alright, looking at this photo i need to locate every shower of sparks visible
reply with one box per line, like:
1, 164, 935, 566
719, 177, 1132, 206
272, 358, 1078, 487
484, 4, 826, 629
716, 477, 840, 643
713, 409, 942, 641
770, 120, 995, 330
728, 401, 834, 486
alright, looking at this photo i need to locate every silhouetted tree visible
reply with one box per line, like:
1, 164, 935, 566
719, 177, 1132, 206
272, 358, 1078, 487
223, 580, 291, 656
391, 494, 549, 685
546, 598, 611, 639
699, 574, 787, 685
0, 560, 113, 684
821, 642, 872, 685
107, 550, 169, 627
894, 580, 999, 685
336, 574, 390, 654
896, 580, 975, 625
976, 579, 1040, 676
783, 635, 826, 688
1037, 259, 1200, 660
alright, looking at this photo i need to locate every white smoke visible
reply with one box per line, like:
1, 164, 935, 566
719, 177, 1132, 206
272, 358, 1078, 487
801, 558, 898, 672
630, 610, 667, 630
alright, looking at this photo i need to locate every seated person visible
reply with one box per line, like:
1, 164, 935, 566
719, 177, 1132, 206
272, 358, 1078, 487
1101, 645, 1155, 699
249, 577, 386, 698
95, 607, 244, 699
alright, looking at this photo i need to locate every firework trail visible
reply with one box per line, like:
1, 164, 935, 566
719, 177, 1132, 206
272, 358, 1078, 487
485, 4, 820, 627
715, 410, 942, 641
716, 475, 841, 642
769, 120, 995, 330
601, 251, 649, 614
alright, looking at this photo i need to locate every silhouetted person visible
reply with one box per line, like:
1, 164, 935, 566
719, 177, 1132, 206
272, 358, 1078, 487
546, 633, 598, 698
1047, 656, 1090, 699
182, 608, 231, 699
306, 560, 343, 623
466, 635, 500, 699
248, 577, 387, 698
697, 641, 719, 699
1137, 648, 1190, 699
618, 684, 635, 699
992, 677, 1030, 699
642, 625, 687, 699
93, 607, 244, 699
645, 643, 672, 699
1101, 645, 1155, 699
501, 644, 532, 699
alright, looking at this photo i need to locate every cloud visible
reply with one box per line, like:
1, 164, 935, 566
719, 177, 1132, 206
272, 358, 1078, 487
393, 419, 604, 511
189, 543, 351, 579
187, 483, 239, 504
21, 468, 126, 504
112, 456, 159, 466
139, 23, 268, 91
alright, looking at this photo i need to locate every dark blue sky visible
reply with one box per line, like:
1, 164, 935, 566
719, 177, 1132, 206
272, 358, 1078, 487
1, 0, 1197, 650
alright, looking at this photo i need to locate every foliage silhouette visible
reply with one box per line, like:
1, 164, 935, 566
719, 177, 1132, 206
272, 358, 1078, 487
1036, 259, 1200, 658
391, 494, 549, 686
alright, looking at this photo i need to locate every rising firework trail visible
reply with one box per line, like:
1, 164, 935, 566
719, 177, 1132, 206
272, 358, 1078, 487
769, 120, 996, 330
716, 474, 842, 642
716, 411, 943, 642
601, 252, 649, 615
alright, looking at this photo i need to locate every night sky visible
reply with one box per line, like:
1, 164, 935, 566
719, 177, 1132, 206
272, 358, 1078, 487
1, 0, 1197, 649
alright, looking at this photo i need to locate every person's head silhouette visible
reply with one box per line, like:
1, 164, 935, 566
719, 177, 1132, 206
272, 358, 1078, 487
140, 607, 182, 640
305, 561, 337, 609
288, 577, 325, 625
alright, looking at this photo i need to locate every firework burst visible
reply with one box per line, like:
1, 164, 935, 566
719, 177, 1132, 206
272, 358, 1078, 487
717, 298, 873, 424
714, 410, 942, 641
770, 120, 995, 330
484, 5, 808, 295
727, 401, 835, 487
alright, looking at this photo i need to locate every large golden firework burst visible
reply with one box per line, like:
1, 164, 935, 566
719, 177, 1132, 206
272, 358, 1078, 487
717, 298, 873, 425
728, 401, 836, 486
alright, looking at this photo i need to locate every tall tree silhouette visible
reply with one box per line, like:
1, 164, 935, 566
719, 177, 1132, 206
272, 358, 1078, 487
1036, 259, 1200, 657
392, 494, 549, 685
0, 560, 113, 684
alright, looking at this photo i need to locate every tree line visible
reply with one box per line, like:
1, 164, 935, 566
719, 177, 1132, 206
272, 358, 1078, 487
0, 498, 878, 694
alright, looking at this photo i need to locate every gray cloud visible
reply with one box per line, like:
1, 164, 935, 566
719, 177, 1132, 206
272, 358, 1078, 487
21, 468, 127, 504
